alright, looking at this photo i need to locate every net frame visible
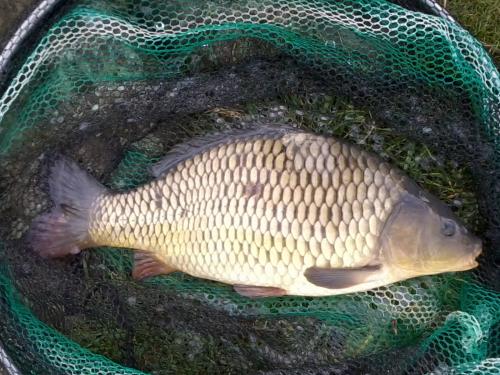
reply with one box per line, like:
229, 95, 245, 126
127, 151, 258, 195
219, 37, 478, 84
0, 1, 499, 374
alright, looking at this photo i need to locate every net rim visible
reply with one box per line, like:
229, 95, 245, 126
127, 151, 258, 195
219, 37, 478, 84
0, 0, 457, 88
0, 1, 493, 374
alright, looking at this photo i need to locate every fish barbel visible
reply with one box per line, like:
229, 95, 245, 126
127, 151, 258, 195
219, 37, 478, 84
29, 125, 482, 297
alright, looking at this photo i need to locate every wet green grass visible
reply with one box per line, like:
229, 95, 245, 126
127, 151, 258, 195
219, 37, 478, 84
66, 319, 129, 364
443, 0, 500, 64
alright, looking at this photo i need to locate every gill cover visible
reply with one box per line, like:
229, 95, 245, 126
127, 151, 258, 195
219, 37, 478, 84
381, 195, 429, 272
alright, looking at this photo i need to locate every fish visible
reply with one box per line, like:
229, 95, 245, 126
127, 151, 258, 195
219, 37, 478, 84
28, 125, 482, 297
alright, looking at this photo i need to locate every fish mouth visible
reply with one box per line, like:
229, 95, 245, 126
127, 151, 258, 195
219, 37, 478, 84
472, 243, 482, 258
442, 242, 482, 271
434, 245, 481, 273
467, 243, 482, 268
447, 246, 481, 272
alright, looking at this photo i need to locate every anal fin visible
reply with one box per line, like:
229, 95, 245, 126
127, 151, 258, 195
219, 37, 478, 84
304, 265, 382, 289
233, 284, 287, 298
132, 251, 177, 280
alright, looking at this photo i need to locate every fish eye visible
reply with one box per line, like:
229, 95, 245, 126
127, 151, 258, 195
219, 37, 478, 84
441, 219, 456, 237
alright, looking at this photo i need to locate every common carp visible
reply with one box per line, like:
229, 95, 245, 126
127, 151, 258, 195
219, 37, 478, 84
29, 125, 482, 297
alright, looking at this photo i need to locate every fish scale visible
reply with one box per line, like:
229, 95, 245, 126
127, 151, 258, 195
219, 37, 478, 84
87, 128, 404, 296
31, 125, 479, 297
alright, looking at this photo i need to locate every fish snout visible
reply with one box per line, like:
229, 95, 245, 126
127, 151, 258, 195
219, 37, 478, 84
471, 242, 482, 259
464, 239, 482, 269
469, 237, 482, 257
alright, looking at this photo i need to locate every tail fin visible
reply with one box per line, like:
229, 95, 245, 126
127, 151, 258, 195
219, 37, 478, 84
28, 157, 107, 258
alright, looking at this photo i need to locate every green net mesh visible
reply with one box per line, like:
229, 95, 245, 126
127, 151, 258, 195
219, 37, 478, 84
0, 0, 499, 374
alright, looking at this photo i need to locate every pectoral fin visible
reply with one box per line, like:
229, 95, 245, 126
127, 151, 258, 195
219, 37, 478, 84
132, 251, 177, 280
233, 284, 287, 298
304, 265, 382, 289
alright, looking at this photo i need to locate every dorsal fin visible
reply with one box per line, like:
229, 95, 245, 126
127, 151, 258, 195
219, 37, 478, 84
150, 124, 298, 178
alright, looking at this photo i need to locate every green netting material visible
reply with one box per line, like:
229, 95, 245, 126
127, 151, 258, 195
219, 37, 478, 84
0, 264, 146, 374
0, 0, 499, 374
1, 0, 499, 152
1, 150, 499, 374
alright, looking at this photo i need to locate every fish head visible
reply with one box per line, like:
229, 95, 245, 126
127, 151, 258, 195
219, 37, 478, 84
381, 193, 482, 277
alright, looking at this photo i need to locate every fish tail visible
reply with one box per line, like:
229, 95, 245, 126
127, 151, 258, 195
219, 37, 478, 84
28, 157, 107, 258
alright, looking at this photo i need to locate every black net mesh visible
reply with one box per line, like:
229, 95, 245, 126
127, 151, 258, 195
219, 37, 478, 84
0, 0, 499, 374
